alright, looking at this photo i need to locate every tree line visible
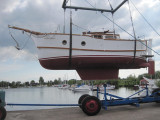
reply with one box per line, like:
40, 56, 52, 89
1, 71, 160, 88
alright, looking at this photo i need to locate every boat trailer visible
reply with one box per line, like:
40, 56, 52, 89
78, 84, 160, 116
0, 85, 160, 119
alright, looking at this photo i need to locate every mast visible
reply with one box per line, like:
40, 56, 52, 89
69, 0, 72, 69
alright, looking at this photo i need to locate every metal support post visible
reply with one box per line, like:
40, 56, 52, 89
104, 84, 108, 110
97, 85, 99, 99
146, 84, 149, 97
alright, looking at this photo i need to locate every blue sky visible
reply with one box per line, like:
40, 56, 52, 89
0, 0, 160, 82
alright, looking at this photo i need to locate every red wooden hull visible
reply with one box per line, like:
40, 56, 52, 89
39, 55, 153, 80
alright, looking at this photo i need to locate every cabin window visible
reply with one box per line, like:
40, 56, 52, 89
81, 41, 86, 46
62, 40, 67, 45
105, 35, 116, 39
94, 35, 102, 39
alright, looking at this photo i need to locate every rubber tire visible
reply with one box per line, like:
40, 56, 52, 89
152, 88, 160, 103
81, 96, 101, 116
0, 106, 7, 120
78, 94, 90, 108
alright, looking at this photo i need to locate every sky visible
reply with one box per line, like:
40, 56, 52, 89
0, 0, 160, 83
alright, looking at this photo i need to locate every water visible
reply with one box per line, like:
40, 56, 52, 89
3, 87, 138, 111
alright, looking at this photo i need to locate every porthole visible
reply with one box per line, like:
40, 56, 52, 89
62, 40, 67, 45
81, 41, 86, 46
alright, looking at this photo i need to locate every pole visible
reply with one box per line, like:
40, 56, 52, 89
69, 1, 72, 68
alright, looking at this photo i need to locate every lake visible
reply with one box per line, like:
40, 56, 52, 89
2, 86, 138, 111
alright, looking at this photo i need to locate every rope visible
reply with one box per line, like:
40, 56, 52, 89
128, 0, 137, 62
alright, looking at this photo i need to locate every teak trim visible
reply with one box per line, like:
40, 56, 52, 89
37, 46, 146, 52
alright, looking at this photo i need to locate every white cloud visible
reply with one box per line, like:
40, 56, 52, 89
0, 63, 23, 73
0, 46, 38, 62
153, 46, 160, 51
119, 68, 148, 78
3, 1, 21, 13
140, 0, 159, 8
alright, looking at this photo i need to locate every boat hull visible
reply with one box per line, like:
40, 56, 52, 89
39, 55, 149, 80
31, 34, 154, 80
39, 55, 148, 70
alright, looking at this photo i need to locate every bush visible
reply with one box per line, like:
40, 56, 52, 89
156, 80, 160, 88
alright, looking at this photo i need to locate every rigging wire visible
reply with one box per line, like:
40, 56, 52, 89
85, 0, 134, 37
130, 0, 160, 37
128, 0, 137, 62
63, 9, 66, 33
84, 0, 160, 56
8, 26, 31, 50
108, 0, 113, 10
21, 33, 31, 49
8, 27, 38, 61
72, 23, 89, 31
8, 26, 20, 50
107, 0, 116, 37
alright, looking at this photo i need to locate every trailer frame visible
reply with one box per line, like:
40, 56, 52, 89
99, 84, 160, 110
79, 84, 160, 115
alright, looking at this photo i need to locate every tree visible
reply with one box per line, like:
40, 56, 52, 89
58, 78, 62, 84
68, 79, 77, 85
53, 79, 59, 85
39, 76, 44, 86
47, 81, 53, 87
16, 81, 21, 87
10, 81, 16, 88
30, 80, 36, 86
25, 82, 30, 87
0, 81, 9, 88
156, 80, 160, 87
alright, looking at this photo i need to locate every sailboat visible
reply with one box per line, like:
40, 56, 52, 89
8, 0, 155, 80
72, 85, 90, 92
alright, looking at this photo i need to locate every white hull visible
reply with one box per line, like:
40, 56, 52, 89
72, 85, 90, 92
32, 34, 151, 60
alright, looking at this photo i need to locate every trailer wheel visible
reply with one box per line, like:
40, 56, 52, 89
78, 94, 90, 108
81, 96, 101, 116
152, 88, 160, 103
0, 106, 6, 120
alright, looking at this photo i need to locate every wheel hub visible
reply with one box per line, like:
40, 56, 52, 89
85, 100, 98, 112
